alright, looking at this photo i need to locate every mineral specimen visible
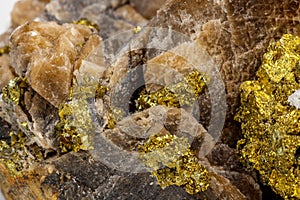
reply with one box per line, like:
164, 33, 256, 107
137, 70, 208, 110
129, 0, 168, 19
46, 0, 148, 39
56, 92, 95, 153
73, 18, 100, 32
2, 77, 28, 105
235, 34, 300, 199
10, 21, 101, 107
138, 134, 210, 194
2, 0, 300, 199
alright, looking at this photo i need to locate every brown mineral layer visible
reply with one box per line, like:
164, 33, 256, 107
10, 21, 101, 107
129, 0, 168, 19
0, 55, 15, 89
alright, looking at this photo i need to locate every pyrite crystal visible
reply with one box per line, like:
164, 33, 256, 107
138, 134, 210, 194
137, 70, 208, 110
235, 34, 300, 199
0, 46, 10, 56
55, 78, 96, 153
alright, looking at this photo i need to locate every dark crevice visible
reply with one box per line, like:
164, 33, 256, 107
129, 85, 146, 113
295, 147, 300, 161
0, 118, 12, 144
260, 183, 284, 200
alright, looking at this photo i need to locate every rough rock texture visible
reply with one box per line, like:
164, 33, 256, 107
1, 0, 299, 199
148, 0, 300, 146
11, 0, 49, 28
129, 0, 168, 19
10, 21, 101, 107
46, 0, 148, 39
0, 55, 15, 89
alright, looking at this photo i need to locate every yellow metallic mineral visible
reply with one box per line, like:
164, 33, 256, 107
56, 78, 97, 152
0, 46, 10, 56
95, 83, 109, 99
137, 70, 208, 110
0, 131, 43, 173
133, 26, 141, 34
106, 107, 126, 129
1, 77, 28, 105
138, 134, 210, 194
235, 34, 300, 199
73, 18, 99, 31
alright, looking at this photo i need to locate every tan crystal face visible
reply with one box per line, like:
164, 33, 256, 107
235, 34, 300, 199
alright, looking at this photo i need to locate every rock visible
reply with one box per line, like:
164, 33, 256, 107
149, 0, 300, 146
207, 144, 262, 199
129, 0, 168, 19
0, 54, 15, 89
115, 5, 148, 25
46, 0, 147, 39
144, 50, 192, 92
10, 21, 101, 107
11, 0, 49, 28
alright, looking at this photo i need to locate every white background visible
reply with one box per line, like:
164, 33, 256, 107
0, 0, 20, 34
1, 1, 20, 200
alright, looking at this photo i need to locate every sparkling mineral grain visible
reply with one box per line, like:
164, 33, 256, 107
235, 34, 300, 199
138, 133, 210, 194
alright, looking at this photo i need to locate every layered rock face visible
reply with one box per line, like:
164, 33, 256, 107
0, 0, 299, 200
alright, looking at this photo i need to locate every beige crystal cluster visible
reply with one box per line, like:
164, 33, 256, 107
10, 21, 102, 107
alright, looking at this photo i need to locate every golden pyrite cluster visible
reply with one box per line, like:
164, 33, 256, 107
0, 46, 10, 57
235, 34, 300, 199
137, 70, 207, 110
136, 70, 210, 194
138, 134, 210, 194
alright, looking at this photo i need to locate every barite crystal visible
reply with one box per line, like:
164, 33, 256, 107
10, 0, 49, 28
10, 21, 102, 107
